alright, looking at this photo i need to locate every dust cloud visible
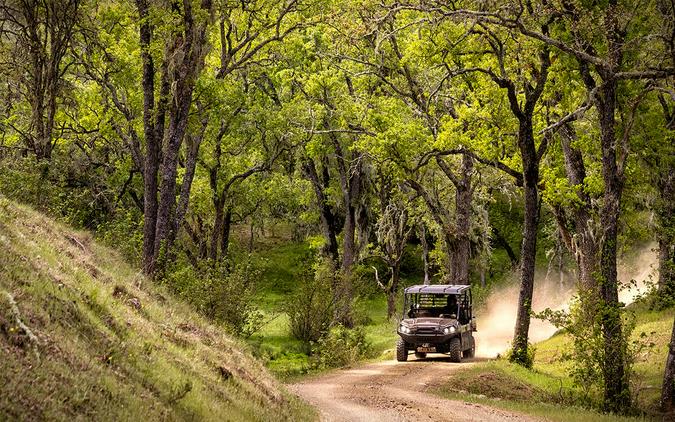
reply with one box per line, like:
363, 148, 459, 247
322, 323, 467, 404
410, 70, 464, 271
474, 244, 658, 358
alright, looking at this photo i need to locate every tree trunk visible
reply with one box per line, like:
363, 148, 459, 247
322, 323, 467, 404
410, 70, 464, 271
210, 197, 225, 260
511, 120, 540, 367
451, 154, 473, 284
659, 239, 675, 295
657, 169, 674, 296
3, 0, 81, 161
137, 0, 160, 275
220, 206, 231, 258
342, 205, 357, 273
420, 223, 430, 285
302, 159, 339, 261
559, 124, 600, 293
167, 128, 203, 252
152, 86, 196, 266
386, 265, 401, 319
661, 316, 675, 413
597, 79, 630, 413
151, 0, 212, 272
340, 153, 363, 275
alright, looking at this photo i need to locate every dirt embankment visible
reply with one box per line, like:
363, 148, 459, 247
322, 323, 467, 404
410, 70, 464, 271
289, 358, 544, 422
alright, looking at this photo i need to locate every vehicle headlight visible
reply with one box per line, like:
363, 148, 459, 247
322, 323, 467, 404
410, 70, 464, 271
400, 325, 410, 334
443, 326, 456, 335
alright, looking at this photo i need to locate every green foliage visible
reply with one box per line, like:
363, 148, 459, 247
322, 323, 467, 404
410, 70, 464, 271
96, 208, 144, 264
535, 294, 650, 409
164, 259, 263, 337
285, 257, 335, 343
506, 342, 537, 369
310, 324, 371, 369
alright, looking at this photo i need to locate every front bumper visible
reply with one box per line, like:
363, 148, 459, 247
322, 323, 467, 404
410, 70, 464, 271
397, 331, 458, 345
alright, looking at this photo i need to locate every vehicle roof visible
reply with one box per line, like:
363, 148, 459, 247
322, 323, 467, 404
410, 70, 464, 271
403, 284, 471, 294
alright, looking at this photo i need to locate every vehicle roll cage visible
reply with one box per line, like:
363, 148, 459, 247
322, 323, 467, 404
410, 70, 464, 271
401, 285, 472, 323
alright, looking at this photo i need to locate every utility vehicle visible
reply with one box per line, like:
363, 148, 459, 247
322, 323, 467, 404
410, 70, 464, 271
396, 284, 476, 362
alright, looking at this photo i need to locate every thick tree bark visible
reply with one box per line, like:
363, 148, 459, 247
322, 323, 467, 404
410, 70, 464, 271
661, 316, 675, 413
597, 78, 630, 413
558, 124, 600, 292
221, 206, 232, 258
210, 197, 225, 261
149, 0, 212, 273
167, 123, 205, 253
342, 204, 358, 272
511, 120, 540, 366
502, 44, 550, 367
137, 0, 160, 275
450, 154, 473, 284
419, 223, 431, 285
656, 115, 675, 296
302, 158, 339, 261
335, 140, 363, 276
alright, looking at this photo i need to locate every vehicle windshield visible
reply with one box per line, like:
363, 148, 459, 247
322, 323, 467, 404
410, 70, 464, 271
402, 291, 472, 323
404, 293, 457, 318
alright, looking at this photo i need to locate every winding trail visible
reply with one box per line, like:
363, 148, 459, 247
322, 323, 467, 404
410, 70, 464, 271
288, 357, 545, 422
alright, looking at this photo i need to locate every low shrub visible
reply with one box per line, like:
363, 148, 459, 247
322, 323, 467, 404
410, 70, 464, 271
505, 343, 537, 369
164, 258, 262, 337
285, 258, 334, 343
310, 325, 371, 369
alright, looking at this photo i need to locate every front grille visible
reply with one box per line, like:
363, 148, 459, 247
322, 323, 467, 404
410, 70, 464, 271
412, 335, 441, 343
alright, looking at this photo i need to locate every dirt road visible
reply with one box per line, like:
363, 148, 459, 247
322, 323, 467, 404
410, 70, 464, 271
289, 357, 544, 422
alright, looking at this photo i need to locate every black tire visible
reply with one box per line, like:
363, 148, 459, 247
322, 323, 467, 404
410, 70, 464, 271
463, 337, 475, 359
414, 352, 427, 359
396, 338, 408, 362
448, 338, 462, 363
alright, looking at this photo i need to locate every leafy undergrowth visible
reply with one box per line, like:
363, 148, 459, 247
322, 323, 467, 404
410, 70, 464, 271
435, 303, 675, 421
247, 242, 313, 379
0, 197, 314, 421
248, 241, 406, 379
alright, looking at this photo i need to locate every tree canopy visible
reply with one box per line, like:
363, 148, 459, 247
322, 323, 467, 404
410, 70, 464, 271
0, 0, 673, 415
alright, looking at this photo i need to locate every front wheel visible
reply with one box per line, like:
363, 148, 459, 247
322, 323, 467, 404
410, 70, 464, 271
448, 338, 462, 363
463, 337, 475, 359
396, 338, 408, 362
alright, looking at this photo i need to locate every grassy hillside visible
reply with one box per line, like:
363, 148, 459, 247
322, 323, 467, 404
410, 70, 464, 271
0, 197, 313, 421
434, 302, 674, 420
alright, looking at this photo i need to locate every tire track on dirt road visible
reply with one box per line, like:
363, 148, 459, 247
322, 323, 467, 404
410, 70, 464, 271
289, 358, 545, 422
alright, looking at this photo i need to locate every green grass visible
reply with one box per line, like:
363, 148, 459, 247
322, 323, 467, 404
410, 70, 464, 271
246, 242, 313, 379
532, 301, 674, 412
357, 295, 400, 360
436, 385, 645, 422
0, 197, 315, 421
247, 240, 411, 378
433, 302, 674, 420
